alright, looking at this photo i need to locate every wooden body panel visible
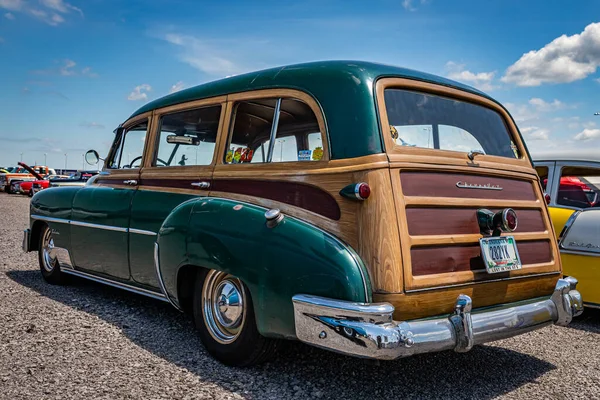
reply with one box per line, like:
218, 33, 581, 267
374, 274, 560, 321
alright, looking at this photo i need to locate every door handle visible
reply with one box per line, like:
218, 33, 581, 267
191, 181, 210, 189
123, 179, 138, 186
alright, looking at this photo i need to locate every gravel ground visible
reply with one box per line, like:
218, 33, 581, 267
1, 191, 599, 400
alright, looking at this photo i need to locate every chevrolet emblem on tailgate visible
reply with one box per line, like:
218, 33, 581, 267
456, 181, 503, 190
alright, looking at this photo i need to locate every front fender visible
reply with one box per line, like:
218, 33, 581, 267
157, 197, 371, 339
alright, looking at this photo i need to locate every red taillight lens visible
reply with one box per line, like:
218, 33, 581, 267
544, 193, 551, 205
356, 183, 370, 200
503, 208, 518, 231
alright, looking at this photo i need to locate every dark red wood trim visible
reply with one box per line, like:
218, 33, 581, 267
401, 171, 536, 201
411, 240, 552, 276
122, 177, 342, 220
406, 208, 546, 236
210, 179, 341, 220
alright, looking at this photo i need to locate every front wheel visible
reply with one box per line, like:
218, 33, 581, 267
28, 189, 33, 197
193, 269, 278, 366
38, 224, 66, 285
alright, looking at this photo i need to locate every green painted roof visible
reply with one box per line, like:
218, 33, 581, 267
130, 60, 495, 159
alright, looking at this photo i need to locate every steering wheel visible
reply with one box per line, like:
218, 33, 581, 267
125, 156, 168, 168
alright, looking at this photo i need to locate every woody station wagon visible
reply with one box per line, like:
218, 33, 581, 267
23, 61, 583, 366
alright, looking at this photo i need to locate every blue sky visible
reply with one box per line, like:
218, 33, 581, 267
1, 0, 599, 169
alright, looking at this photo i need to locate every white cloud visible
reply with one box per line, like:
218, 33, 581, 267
4, 11, 14, 19
59, 59, 76, 75
128, 84, 151, 101
521, 126, 549, 141
402, 0, 428, 11
80, 122, 105, 129
502, 22, 600, 86
164, 33, 245, 76
0, 0, 23, 11
446, 61, 497, 91
574, 128, 600, 141
169, 81, 185, 94
528, 98, 565, 112
583, 121, 597, 129
0, 0, 82, 25
40, 0, 83, 16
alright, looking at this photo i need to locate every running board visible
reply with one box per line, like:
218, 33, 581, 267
61, 268, 169, 303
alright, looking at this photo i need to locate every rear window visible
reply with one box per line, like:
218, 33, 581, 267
383, 89, 519, 158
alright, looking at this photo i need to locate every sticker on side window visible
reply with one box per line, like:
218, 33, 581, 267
299, 150, 312, 161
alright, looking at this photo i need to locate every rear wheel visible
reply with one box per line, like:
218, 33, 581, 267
193, 269, 278, 366
38, 224, 65, 285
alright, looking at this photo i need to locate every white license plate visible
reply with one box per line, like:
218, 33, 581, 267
479, 236, 522, 274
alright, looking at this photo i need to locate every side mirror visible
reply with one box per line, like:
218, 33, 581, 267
85, 150, 100, 165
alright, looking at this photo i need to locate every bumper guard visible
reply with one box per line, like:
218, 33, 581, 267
23, 229, 31, 252
292, 278, 583, 360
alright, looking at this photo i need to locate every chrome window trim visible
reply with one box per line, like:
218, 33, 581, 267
31, 215, 156, 235
61, 268, 168, 302
404, 271, 561, 293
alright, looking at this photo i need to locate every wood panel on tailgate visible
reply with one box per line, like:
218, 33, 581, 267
390, 165, 561, 292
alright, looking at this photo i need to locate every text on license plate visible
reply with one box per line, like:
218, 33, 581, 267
479, 236, 522, 274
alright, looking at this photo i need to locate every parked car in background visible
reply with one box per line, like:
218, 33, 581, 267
47, 170, 99, 188
19, 174, 68, 196
23, 61, 582, 366
533, 151, 600, 234
558, 208, 600, 308
533, 152, 600, 309
0, 162, 55, 193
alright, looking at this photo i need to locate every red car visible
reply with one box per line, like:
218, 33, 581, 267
19, 174, 65, 197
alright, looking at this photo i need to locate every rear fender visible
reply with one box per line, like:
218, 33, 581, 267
156, 197, 371, 339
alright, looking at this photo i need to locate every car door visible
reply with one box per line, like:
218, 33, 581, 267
128, 100, 225, 288
70, 115, 151, 280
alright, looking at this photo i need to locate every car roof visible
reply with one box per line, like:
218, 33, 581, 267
532, 150, 600, 163
129, 60, 501, 160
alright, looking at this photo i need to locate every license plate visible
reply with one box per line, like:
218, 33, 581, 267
479, 236, 522, 274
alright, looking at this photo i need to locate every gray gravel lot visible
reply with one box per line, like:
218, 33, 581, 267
1, 191, 599, 399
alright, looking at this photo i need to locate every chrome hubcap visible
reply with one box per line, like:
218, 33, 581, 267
41, 228, 57, 272
202, 271, 246, 344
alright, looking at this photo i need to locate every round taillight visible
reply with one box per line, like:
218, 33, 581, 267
544, 193, 551, 205
503, 208, 518, 232
355, 183, 371, 200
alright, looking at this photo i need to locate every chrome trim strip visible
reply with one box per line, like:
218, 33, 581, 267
154, 242, 181, 310
129, 228, 157, 236
61, 268, 168, 302
404, 271, 561, 293
70, 220, 128, 232
31, 215, 70, 224
584, 302, 600, 309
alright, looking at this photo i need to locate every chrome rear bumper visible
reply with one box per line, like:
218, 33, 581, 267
292, 278, 583, 360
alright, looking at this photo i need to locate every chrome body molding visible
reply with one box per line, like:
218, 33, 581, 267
292, 278, 583, 360
129, 228, 158, 236
30, 215, 156, 236
61, 268, 168, 303
153, 242, 181, 310
70, 220, 128, 232
23, 229, 31, 252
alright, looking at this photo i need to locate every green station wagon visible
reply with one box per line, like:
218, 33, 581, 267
23, 61, 582, 366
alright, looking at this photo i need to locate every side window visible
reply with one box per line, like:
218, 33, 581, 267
224, 97, 324, 164
154, 105, 222, 167
109, 122, 148, 169
557, 166, 600, 209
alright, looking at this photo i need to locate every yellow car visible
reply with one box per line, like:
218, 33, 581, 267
534, 152, 600, 308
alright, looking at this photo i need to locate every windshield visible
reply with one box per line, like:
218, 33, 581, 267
383, 89, 519, 158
